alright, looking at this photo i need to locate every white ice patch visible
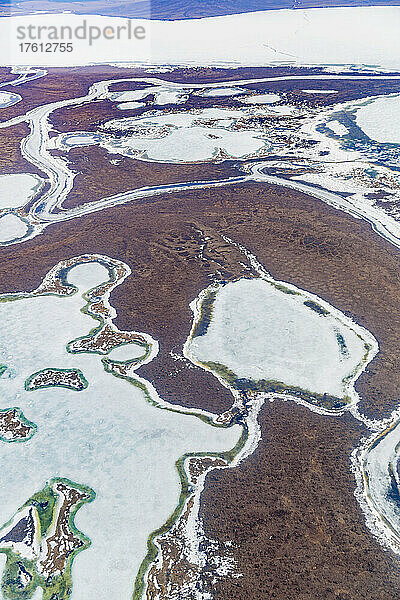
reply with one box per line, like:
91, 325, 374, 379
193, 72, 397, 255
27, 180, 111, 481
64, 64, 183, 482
326, 120, 349, 136
107, 343, 145, 362
188, 278, 366, 399
356, 94, 400, 143
0, 91, 22, 108
117, 102, 145, 110
109, 90, 153, 103
66, 262, 109, 291
153, 88, 191, 105
0, 173, 43, 209
0, 214, 28, 242
269, 105, 298, 116
196, 87, 246, 97
51, 133, 99, 150
240, 93, 280, 104
302, 89, 338, 94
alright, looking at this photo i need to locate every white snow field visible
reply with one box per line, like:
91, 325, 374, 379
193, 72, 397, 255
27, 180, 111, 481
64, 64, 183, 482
355, 94, 400, 143
117, 101, 145, 110
0, 173, 43, 209
0, 262, 240, 600
188, 278, 368, 399
196, 87, 246, 97
2, 7, 400, 69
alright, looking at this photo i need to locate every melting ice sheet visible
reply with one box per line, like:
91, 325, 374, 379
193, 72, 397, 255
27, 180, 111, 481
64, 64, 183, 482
188, 278, 367, 399
0, 263, 240, 600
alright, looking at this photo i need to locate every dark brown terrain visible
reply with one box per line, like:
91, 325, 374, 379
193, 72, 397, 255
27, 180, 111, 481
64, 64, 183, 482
54, 147, 241, 210
201, 401, 400, 600
0, 123, 46, 176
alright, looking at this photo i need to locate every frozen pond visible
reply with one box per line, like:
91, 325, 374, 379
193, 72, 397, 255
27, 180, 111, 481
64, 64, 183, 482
117, 101, 145, 110
0, 214, 28, 242
361, 420, 400, 550
302, 89, 338, 94
356, 94, 400, 143
0, 92, 22, 108
64, 108, 270, 163
326, 120, 349, 136
188, 278, 368, 399
0, 173, 44, 209
0, 261, 240, 600
196, 87, 245, 97
240, 93, 280, 104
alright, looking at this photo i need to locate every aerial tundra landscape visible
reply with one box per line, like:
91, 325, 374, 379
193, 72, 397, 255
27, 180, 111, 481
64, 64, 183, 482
0, 1, 399, 599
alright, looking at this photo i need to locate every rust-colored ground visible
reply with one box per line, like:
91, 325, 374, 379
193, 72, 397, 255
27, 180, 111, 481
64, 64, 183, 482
50, 99, 145, 133
0, 123, 46, 176
0, 66, 146, 122
201, 400, 400, 600
54, 146, 242, 210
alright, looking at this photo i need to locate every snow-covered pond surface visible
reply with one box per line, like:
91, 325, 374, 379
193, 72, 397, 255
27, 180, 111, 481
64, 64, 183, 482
0, 173, 44, 209
197, 87, 245, 97
326, 120, 349, 136
0, 262, 240, 600
0, 92, 22, 108
360, 421, 400, 550
0, 214, 28, 242
240, 93, 280, 104
117, 101, 145, 110
110, 90, 152, 103
355, 94, 400, 143
60, 108, 270, 163
188, 278, 368, 399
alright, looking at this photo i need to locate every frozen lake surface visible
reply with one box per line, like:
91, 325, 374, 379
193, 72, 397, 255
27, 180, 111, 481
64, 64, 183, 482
0, 262, 240, 600
356, 95, 400, 143
0, 173, 43, 210
241, 93, 280, 104
0, 214, 28, 243
188, 278, 368, 399
0, 92, 21, 108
